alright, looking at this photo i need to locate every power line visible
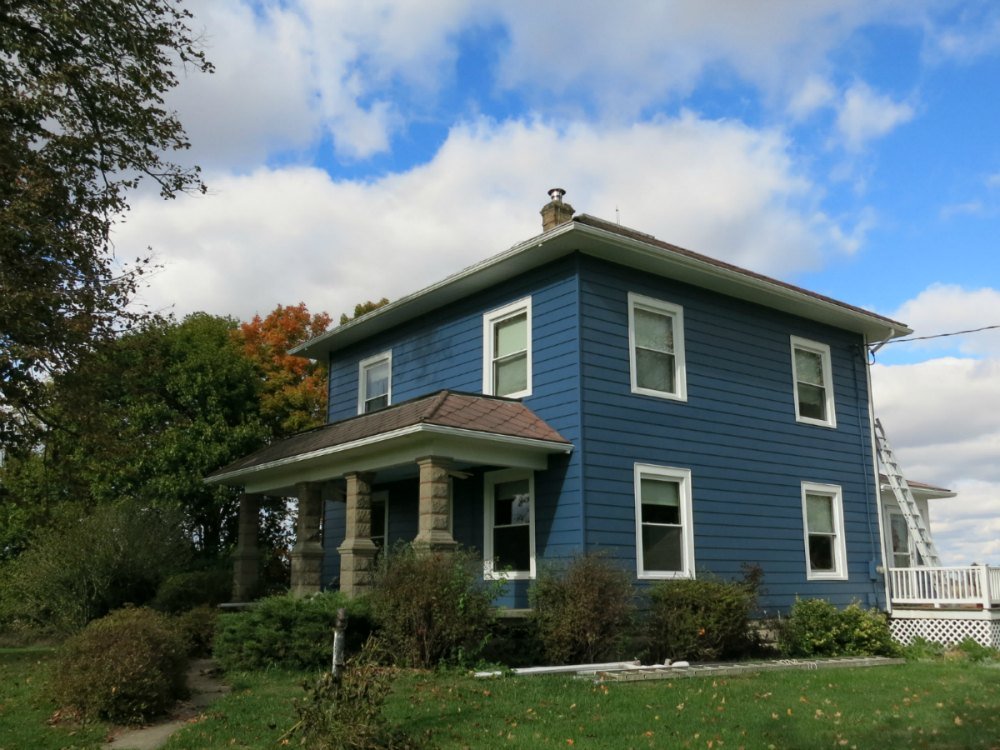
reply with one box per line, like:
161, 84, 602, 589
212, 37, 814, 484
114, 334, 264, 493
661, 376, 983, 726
875, 324, 1000, 347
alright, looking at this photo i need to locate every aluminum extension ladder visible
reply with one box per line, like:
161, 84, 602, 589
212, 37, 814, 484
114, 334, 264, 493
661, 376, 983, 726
874, 418, 941, 567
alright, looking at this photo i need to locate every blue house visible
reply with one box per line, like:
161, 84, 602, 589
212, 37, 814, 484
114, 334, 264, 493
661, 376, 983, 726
209, 189, 928, 614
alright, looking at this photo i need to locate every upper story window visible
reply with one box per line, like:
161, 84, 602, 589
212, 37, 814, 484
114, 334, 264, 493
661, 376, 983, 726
628, 292, 687, 401
634, 463, 695, 579
484, 468, 535, 579
790, 336, 836, 427
358, 351, 391, 414
483, 297, 532, 398
801, 482, 847, 580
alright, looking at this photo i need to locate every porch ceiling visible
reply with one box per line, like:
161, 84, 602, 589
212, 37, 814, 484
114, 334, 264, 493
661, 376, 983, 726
205, 390, 572, 495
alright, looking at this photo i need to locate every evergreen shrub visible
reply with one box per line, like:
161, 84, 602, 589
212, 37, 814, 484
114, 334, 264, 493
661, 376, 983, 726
645, 566, 762, 663
152, 566, 232, 614
175, 604, 219, 656
369, 545, 499, 668
51, 607, 188, 725
213, 591, 372, 672
529, 554, 635, 665
779, 598, 900, 657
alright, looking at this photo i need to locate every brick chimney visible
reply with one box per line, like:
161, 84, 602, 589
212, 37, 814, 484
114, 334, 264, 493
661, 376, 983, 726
540, 188, 574, 231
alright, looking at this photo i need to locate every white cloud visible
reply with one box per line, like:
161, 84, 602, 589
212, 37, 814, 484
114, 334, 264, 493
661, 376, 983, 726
166, 0, 946, 170
788, 76, 837, 119
170, 0, 479, 168
115, 115, 858, 322
889, 284, 1000, 357
835, 82, 915, 151
871, 354, 1000, 565
490, 1, 923, 112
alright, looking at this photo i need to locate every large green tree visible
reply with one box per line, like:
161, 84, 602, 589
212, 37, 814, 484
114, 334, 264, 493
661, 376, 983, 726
0, 0, 211, 449
3, 314, 269, 557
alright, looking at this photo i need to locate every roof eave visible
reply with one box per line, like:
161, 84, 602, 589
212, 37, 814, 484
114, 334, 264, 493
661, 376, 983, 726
206, 422, 573, 494
294, 219, 911, 360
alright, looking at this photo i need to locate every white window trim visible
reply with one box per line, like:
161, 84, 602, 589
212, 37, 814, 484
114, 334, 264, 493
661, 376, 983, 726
634, 463, 695, 579
628, 292, 687, 402
357, 350, 392, 414
790, 336, 836, 428
483, 468, 535, 580
801, 482, 848, 580
482, 297, 532, 398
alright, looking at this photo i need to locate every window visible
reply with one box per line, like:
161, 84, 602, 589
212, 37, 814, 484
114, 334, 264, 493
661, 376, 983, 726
484, 469, 535, 579
370, 490, 388, 549
634, 464, 695, 578
790, 337, 835, 427
483, 298, 532, 398
888, 511, 912, 568
801, 482, 847, 579
628, 293, 687, 401
358, 351, 391, 414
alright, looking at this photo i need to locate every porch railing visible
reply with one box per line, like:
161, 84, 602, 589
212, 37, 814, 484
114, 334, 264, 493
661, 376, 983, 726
889, 565, 1000, 609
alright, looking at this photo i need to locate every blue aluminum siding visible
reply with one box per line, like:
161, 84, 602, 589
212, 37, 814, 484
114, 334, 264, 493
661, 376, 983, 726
322, 256, 585, 606
578, 256, 883, 613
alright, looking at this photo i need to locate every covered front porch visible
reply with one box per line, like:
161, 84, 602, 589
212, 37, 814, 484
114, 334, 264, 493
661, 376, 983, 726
206, 390, 572, 601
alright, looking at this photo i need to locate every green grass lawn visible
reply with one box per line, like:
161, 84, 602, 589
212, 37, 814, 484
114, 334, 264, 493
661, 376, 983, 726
0, 647, 109, 750
3, 648, 999, 749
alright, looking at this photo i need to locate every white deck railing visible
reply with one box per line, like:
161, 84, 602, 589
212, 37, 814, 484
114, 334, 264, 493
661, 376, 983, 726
889, 565, 1000, 609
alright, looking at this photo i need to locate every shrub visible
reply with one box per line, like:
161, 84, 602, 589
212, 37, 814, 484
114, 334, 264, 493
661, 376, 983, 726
152, 566, 233, 614
175, 604, 219, 657
369, 545, 499, 669
288, 638, 415, 749
213, 591, 373, 672
901, 636, 946, 661
0, 502, 189, 635
952, 637, 1000, 663
645, 567, 762, 663
50, 607, 189, 725
529, 554, 635, 665
479, 616, 546, 668
780, 599, 900, 657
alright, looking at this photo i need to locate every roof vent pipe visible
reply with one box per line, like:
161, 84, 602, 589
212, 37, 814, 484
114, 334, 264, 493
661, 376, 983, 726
540, 188, 575, 231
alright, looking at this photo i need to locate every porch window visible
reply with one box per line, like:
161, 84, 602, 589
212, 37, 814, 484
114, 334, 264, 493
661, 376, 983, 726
483, 298, 532, 398
484, 469, 535, 579
628, 292, 687, 401
358, 351, 391, 413
371, 490, 388, 549
888, 512, 912, 568
802, 482, 847, 579
634, 464, 694, 578
790, 337, 835, 427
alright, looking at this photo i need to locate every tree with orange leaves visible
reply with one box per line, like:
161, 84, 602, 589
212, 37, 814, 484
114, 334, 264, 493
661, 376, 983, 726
238, 303, 332, 437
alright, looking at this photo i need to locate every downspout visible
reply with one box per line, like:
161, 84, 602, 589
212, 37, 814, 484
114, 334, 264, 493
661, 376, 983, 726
861, 335, 893, 613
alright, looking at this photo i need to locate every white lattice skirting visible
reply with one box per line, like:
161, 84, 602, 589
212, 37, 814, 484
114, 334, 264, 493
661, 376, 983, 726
891, 615, 1000, 649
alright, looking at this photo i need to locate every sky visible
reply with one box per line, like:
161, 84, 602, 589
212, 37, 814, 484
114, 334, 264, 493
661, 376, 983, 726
112, 0, 1000, 566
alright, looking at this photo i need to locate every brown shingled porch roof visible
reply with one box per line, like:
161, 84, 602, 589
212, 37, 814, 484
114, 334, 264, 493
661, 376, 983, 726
206, 390, 572, 495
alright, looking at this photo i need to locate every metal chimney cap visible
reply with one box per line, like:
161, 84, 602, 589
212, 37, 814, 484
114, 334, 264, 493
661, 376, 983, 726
547, 188, 566, 203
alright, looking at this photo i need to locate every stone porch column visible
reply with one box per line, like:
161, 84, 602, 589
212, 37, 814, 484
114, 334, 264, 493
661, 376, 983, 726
290, 482, 324, 597
232, 493, 261, 602
337, 472, 379, 597
413, 456, 458, 553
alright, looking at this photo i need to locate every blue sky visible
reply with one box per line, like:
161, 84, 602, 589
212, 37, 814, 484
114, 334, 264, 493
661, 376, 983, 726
115, 1, 1000, 565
